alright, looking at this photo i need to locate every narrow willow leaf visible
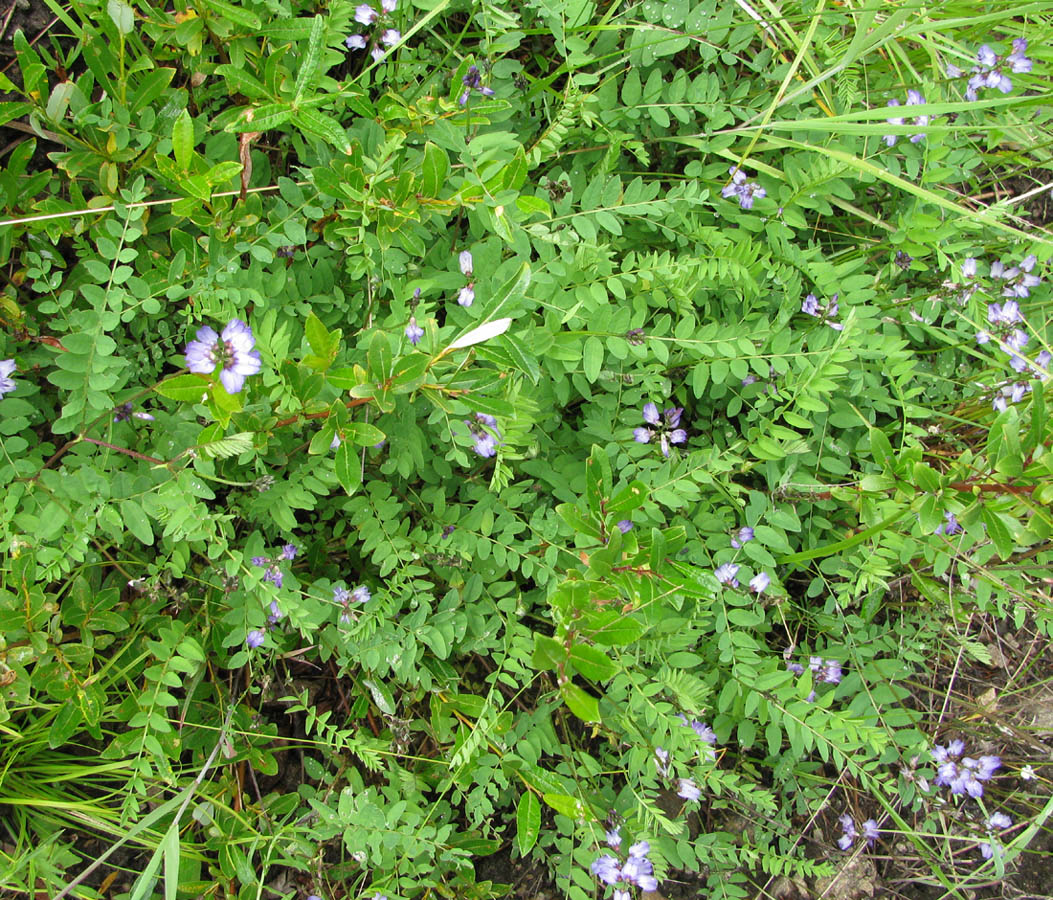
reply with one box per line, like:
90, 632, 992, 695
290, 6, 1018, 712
446, 317, 513, 351
516, 792, 541, 856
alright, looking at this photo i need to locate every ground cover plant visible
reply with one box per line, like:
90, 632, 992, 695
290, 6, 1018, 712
0, 1, 1051, 899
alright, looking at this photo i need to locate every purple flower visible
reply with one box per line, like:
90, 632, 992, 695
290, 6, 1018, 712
676, 778, 701, 801
613, 891, 630, 900
0, 359, 14, 397
280, 543, 298, 561
862, 820, 880, 846
616, 520, 633, 533
722, 166, 765, 210
801, 292, 843, 329
267, 600, 283, 625
731, 526, 754, 548
345, 34, 367, 50
459, 250, 474, 277
333, 586, 350, 605
883, 99, 904, 146
381, 0, 396, 10
605, 827, 621, 849
471, 430, 497, 457
354, 3, 378, 24
988, 812, 1012, 830
715, 563, 740, 587
246, 629, 266, 649
786, 661, 805, 675
635, 402, 687, 456
380, 28, 400, 45
441, 524, 455, 539
351, 585, 371, 604
456, 285, 475, 307
822, 659, 843, 684
475, 412, 498, 428
837, 814, 857, 850
934, 511, 961, 536
184, 319, 262, 394
962, 257, 977, 278
459, 65, 496, 104
590, 854, 621, 885
749, 572, 771, 594
263, 568, 283, 588
370, 46, 386, 62
405, 317, 424, 345
883, 91, 929, 145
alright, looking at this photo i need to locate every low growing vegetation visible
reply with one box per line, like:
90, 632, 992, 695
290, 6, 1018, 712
0, 1, 1051, 899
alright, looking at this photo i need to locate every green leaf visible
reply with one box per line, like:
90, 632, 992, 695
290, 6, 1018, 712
531, 635, 566, 670
172, 110, 194, 171
294, 15, 326, 104
162, 825, 180, 900
516, 792, 541, 856
335, 441, 361, 495
201, 0, 261, 29
584, 610, 644, 646
869, 426, 894, 469
420, 141, 449, 197
227, 103, 293, 133
107, 0, 134, 35
606, 481, 647, 516
582, 335, 603, 382
980, 507, 1014, 560
295, 108, 352, 154
555, 502, 600, 539
542, 793, 587, 820
196, 432, 254, 460
363, 678, 395, 715
568, 644, 617, 681
155, 374, 210, 403
345, 421, 386, 447
560, 682, 601, 723
120, 499, 154, 545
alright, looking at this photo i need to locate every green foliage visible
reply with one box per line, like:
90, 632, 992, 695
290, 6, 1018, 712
1, 0, 1051, 897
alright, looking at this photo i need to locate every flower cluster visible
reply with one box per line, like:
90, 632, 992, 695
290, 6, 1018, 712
730, 526, 753, 548
633, 402, 687, 457
346, 0, 400, 62
713, 562, 770, 594
721, 166, 766, 210
786, 655, 842, 702
970, 257, 1050, 409
801, 292, 844, 330
251, 543, 298, 590
334, 583, 371, 622
947, 40, 1032, 101
459, 65, 495, 106
466, 412, 500, 458
980, 812, 1013, 860
456, 250, 475, 307
591, 840, 660, 896
932, 739, 1001, 798
0, 359, 17, 398
185, 318, 262, 394
883, 89, 929, 147
991, 254, 1042, 299
837, 814, 880, 850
